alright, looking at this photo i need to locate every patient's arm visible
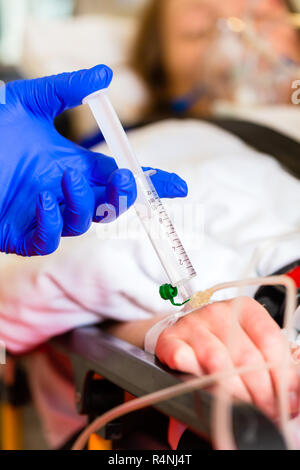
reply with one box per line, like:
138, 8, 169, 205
105, 316, 167, 350
105, 296, 299, 421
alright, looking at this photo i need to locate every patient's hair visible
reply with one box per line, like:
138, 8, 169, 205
131, 1, 215, 120
130, 0, 171, 119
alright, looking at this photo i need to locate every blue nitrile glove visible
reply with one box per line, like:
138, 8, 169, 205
0, 65, 188, 256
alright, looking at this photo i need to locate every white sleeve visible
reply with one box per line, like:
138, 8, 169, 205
0, 232, 172, 354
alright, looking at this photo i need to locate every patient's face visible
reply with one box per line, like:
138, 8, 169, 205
162, 0, 299, 101
161, 0, 216, 97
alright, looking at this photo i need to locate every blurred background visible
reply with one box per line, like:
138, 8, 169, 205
1, 0, 300, 141
0, 0, 147, 66
0, 0, 300, 450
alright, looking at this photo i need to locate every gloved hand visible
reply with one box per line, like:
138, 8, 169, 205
0, 65, 188, 256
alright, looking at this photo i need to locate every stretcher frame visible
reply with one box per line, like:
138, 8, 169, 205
54, 325, 287, 450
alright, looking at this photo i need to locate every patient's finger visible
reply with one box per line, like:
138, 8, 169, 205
156, 337, 203, 376
185, 324, 252, 403
237, 297, 300, 416
226, 327, 277, 419
197, 301, 277, 418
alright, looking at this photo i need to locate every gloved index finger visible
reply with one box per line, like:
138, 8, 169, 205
29, 65, 113, 119
143, 167, 188, 199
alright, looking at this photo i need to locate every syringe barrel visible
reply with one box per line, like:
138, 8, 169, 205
83, 90, 142, 176
83, 89, 197, 297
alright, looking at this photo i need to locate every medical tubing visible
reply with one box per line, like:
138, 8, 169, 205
72, 275, 297, 451
211, 275, 297, 450
72, 360, 285, 451
212, 231, 300, 450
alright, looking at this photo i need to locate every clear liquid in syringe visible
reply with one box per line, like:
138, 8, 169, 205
83, 88, 197, 301
140, 180, 197, 287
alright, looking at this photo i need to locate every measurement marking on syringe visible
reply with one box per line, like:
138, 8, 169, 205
144, 187, 196, 276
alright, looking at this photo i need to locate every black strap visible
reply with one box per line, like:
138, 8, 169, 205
133, 115, 300, 179
207, 118, 300, 180
254, 260, 300, 327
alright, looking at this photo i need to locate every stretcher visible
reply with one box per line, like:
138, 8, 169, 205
0, 120, 299, 450
53, 326, 287, 450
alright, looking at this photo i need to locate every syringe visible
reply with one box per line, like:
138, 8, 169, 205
83, 89, 197, 304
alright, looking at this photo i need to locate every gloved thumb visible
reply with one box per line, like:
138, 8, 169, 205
95, 169, 137, 223
24, 65, 113, 119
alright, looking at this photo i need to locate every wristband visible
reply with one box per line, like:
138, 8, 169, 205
144, 311, 187, 355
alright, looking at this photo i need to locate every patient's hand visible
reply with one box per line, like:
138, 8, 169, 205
155, 297, 299, 420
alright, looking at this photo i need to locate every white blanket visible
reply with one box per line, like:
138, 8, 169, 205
0, 119, 299, 354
